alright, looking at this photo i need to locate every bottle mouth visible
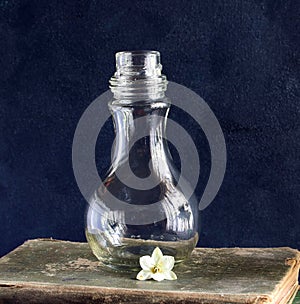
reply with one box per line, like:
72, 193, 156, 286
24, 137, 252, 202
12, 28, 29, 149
109, 50, 167, 99
115, 50, 162, 78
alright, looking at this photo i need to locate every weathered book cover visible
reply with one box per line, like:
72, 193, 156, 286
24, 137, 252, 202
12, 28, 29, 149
0, 239, 299, 304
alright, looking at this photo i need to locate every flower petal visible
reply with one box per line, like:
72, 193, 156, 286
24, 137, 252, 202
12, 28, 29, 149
136, 270, 152, 281
159, 255, 175, 271
151, 247, 163, 264
139, 255, 155, 271
151, 272, 165, 282
163, 270, 177, 280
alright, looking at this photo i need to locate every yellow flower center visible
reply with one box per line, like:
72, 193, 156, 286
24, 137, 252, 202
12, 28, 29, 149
152, 266, 161, 273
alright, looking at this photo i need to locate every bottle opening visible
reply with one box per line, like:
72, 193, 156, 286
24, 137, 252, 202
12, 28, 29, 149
115, 50, 162, 78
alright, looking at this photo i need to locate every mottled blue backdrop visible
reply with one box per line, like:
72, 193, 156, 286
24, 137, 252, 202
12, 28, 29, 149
0, 0, 299, 256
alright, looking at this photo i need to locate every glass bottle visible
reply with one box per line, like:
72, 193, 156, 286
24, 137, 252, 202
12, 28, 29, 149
85, 50, 199, 271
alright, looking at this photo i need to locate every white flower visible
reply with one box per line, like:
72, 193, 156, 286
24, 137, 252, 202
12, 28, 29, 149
136, 247, 177, 281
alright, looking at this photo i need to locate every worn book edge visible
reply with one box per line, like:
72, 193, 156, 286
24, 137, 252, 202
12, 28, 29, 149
269, 252, 300, 304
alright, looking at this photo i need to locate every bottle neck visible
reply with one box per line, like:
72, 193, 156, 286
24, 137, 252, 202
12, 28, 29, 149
107, 50, 171, 179
109, 100, 171, 180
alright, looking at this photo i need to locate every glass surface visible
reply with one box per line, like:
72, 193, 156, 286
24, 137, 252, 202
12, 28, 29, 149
85, 51, 199, 271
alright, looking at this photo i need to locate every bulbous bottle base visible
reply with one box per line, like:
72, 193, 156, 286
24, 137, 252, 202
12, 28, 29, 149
86, 230, 198, 272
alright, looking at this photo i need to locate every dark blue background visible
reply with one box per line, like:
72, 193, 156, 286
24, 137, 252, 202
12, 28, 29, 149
0, 0, 299, 257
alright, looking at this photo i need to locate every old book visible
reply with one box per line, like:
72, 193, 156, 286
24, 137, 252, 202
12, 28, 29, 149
0, 239, 299, 304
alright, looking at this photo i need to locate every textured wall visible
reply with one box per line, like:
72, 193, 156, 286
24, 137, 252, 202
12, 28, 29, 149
0, 0, 299, 256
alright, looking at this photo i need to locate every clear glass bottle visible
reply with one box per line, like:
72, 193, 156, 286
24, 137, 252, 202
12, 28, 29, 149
85, 50, 199, 271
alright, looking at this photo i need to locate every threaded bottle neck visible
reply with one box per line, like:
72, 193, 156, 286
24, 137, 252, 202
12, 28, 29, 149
109, 50, 168, 100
